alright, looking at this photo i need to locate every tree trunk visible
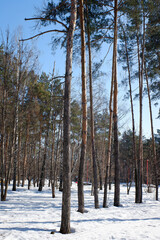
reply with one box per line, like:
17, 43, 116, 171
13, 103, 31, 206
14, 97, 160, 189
37, 120, 42, 187
12, 46, 20, 191
86, 2, 99, 209
50, 117, 56, 195
78, 0, 87, 213
38, 127, 49, 191
121, 23, 138, 203
145, 62, 158, 200
103, 67, 114, 208
22, 121, 29, 187
2, 123, 16, 201
17, 130, 21, 187
33, 142, 36, 187
113, 0, 120, 207
60, 0, 77, 234
1, 87, 7, 201
136, 13, 145, 203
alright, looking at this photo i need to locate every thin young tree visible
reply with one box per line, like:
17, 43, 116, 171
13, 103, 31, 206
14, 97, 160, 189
78, 0, 88, 213
113, 0, 120, 207
145, 63, 158, 200
86, 0, 99, 209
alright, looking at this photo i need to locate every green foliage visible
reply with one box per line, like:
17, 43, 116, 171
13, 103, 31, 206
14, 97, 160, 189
145, 0, 160, 100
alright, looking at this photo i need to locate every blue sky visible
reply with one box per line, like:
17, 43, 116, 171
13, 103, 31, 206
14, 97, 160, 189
0, 0, 66, 75
0, 0, 159, 138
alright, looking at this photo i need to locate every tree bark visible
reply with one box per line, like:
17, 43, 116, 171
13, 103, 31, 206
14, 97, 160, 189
60, 0, 77, 234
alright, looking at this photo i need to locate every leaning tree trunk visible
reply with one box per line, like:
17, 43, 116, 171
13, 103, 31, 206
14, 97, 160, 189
60, 0, 77, 234
2, 122, 16, 201
86, 2, 99, 209
136, 13, 145, 203
145, 62, 158, 200
121, 23, 138, 202
136, 31, 143, 203
78, 0, 88, 213
113, 0, 120, 207
103, 63, 114, 208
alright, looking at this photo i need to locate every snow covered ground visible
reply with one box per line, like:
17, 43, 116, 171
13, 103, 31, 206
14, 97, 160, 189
0, 182, 160, 240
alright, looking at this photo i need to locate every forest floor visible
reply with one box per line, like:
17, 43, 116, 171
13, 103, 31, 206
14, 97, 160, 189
0, 181, 160, 240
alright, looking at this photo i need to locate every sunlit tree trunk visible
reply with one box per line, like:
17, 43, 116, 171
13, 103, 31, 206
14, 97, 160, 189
86, 1, 99, 209
78, 0, 87, 213
103, 68, 113, 208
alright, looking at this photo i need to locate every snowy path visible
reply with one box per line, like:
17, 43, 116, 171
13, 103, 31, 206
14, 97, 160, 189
0, 183, 160, 240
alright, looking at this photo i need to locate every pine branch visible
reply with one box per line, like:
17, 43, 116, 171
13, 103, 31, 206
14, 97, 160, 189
20, 29, 66, 42
91, 35, 113, 44
50, 0, 68, 12
98, 2, 114, 9
25, 17, 68, 30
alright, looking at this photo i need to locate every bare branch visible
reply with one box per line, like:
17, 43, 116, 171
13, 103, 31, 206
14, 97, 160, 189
98, 2, 114, 8
101, 8, 114, 15
20, 29, 66, 42
25, 17, 68, 30
53, 76, 65, 80
91, 35, 113, 44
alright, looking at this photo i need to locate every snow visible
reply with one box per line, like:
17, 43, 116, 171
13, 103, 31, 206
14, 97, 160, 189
0, 182, 160, 240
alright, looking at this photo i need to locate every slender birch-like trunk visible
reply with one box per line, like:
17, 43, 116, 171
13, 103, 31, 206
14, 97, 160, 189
78, 0, 87, 213
145, 62, 158, 200
121, 23, 138, 202
103, 71, 113, 208
113, 0, 120, 207
86, 1, 99, 209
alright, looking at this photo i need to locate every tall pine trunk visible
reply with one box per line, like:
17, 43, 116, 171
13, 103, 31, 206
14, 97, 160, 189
78, 0, 87, 213
121, 23, 138, 203
60, 0, 77, 234
12, 47, 20, 191
103, 66, 114, 208
86, 1, 99, 209
145, 63, 158, 200
113, 0, 120, 207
